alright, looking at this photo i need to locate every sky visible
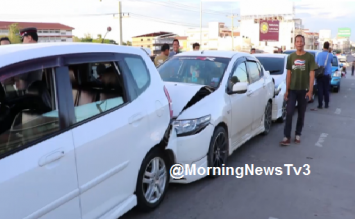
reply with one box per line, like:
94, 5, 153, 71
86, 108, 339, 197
0, 0, 354, 43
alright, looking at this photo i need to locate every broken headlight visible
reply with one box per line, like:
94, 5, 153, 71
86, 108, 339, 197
173, 115, 211, 136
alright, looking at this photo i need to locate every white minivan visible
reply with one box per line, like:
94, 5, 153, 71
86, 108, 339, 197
0, 43, 177, 219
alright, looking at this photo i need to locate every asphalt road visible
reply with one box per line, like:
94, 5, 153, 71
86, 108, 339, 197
122, 57, 355, 219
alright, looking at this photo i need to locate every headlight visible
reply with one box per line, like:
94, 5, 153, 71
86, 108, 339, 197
333, 71, 341, 77
173, 115, 211, 136
274, 83, 282, 96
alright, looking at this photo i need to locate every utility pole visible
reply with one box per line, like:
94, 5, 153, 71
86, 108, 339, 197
100, 0, 124, 46
227, 14, 237, 51
200, 0, 202, 47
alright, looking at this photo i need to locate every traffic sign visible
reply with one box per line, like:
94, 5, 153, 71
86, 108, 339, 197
338, 28, 351, 37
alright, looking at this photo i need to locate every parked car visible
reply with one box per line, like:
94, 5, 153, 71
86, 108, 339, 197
0, 43, 178, 219
331, 55, 342, 92
157, 51, 274, 184
283, 49, 321, 102
254, 54, 287, 122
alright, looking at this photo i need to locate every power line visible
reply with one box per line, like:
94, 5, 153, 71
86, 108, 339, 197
127, 0, 229, 16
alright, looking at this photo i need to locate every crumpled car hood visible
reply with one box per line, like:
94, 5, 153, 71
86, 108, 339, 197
164, 82, 213, 118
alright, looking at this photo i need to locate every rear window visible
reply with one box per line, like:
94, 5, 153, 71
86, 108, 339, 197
283, 50, 294, 55
256, 57, 285, 75
158, 56, 230, 88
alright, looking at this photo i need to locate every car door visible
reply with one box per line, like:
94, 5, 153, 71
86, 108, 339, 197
63, 53, 150, 219
227, 58, 254, 149
0, 64, 81, 219
246, 59, 265, 131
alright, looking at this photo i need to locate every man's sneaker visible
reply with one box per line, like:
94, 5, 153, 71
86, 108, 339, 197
325, 105, 329, 109
295, 135, 301, 144
280, 137, 290, 146
317, 105, 323, 109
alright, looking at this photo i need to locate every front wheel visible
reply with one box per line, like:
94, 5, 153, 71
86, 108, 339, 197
207, 126, 228, 179
136, 148, 169, 212
262, 101, 272, 135
277, 100, 287, 123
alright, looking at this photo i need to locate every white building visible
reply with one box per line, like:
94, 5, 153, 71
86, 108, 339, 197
0, 21, 74, 43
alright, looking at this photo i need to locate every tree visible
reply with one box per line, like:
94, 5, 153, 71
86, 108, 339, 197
7, 23, 21, 44
72, 36, 80, 42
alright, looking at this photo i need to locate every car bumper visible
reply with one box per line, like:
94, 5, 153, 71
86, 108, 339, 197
170, 124, 214, 184
331, 77, 341, 87
272, 93, 283, 121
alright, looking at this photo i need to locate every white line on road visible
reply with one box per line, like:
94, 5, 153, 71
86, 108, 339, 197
315, 133, 328, 147
269, 217, 278, 219
335, 108, 341, 114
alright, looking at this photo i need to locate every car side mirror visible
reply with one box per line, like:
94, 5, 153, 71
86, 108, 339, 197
340, 64, 343, 67
232, 82, 248, 93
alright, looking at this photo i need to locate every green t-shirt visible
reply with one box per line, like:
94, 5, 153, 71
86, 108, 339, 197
286, 52, 318, 90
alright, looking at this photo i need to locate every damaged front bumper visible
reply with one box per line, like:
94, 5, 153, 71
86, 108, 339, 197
170, 124, 214, 184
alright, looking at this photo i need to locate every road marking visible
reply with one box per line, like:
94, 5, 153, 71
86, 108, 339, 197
315, 133, 328, 147
269, 217, 278, 219
335, 108, 341, 114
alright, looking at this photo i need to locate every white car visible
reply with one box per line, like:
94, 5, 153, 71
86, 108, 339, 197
157, 51, 274, 184
0, 43, 177, 219
254, 54, 288, 122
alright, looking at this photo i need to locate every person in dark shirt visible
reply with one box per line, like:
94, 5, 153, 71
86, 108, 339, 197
280, 35, 318, 146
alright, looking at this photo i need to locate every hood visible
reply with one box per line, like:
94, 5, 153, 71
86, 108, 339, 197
164, 82, 214, 118
331, 66, 339, 73
271, 74, 286, 87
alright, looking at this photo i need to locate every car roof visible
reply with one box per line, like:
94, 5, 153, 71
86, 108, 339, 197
253, 54, 288, 58
175, 50, 249, 58
0, 42, 146, 68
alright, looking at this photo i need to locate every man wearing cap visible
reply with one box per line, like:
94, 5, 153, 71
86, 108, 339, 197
20, 27, 38, 44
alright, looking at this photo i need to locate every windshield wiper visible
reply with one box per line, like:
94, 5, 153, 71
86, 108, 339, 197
269, 70, 280, 73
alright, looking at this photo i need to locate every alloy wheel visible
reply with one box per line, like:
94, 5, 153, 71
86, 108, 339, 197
212, 132, 228, 167
142, 157, 167, 204
281, 101, 287, 121
264, 103, 272, 133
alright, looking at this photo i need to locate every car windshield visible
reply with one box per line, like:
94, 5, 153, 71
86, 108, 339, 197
158, 56, 230, 88
256, 57, 284, 75
332, 56, 338, 66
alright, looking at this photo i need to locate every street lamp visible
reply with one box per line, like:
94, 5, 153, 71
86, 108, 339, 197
101, 26, 112, 43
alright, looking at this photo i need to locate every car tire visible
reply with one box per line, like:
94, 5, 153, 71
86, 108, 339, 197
207, 126, 228, 179
334, 87, 339, 93
262, 101, 272, 135
277, 100, 287, 123
136, 148, 169, 212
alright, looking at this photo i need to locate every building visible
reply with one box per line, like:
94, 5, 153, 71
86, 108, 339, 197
302, 30, 319, 50
131, 32, 178, 55
0, 21, 74, 43
185, 22, 240, 51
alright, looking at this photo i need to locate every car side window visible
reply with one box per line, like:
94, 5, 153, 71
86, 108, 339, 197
68, 61, 127, 124
246, 61, 261, 84
123, 56, 150, 95
228, 62, 248, 91
256, 62, 264, 77
0, 69, 60, 159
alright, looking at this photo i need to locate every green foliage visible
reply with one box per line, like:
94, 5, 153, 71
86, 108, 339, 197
0, 23, 22, 44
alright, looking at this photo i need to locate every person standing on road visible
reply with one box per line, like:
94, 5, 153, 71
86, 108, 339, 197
154, 44, 170, 67
280, 35, 318, 146
20, 27, 38, 44
169, 39, 180, 58
0, 37, 11, 45
315, 42, 333, 109
351, 62, 354, 76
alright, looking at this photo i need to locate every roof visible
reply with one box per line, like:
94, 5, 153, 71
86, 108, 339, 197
175, 36, 188, 40
0, 21, 74, 30
0, 43, 146, 69
132, 32, 173, 38
253, 54, 288, 58
175, 50, 249, 58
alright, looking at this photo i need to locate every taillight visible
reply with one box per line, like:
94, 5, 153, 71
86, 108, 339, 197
163, 86, 173, 119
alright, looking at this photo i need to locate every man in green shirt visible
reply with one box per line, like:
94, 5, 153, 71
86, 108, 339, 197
280, 35, 318, 146
154, 44, 170, 67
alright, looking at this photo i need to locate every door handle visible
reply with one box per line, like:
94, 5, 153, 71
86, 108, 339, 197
247, 90, 254, 96
39, 150, 65, 167
129, 113, 144, 124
